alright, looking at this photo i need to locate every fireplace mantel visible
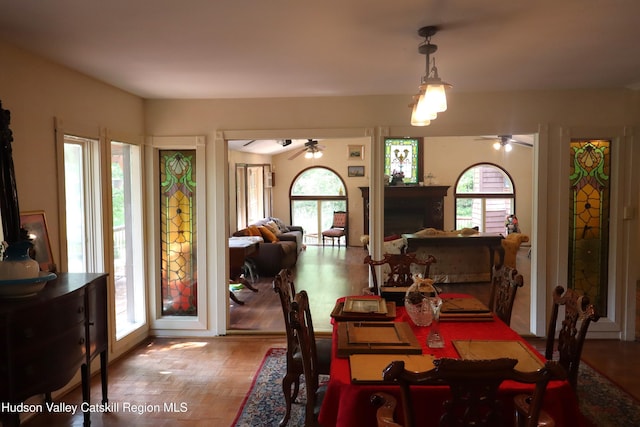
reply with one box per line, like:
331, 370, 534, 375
359, 185, 450, 236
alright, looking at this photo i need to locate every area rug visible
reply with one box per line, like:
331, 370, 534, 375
232, 348, 308, 427
232, 348, 640, 427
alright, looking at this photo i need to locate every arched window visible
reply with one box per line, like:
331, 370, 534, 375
290, 167, 347, 245
454, 163, 515, 233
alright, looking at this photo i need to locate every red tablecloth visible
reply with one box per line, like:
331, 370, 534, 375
318, 294, 585, 427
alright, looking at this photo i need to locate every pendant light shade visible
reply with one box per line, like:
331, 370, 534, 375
410, 26, 451, 126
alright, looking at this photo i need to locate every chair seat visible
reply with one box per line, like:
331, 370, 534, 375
322, 229, 345, 237
293, 337, 332, 376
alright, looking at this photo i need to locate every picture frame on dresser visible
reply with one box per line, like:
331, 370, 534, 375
19, 210, 56, 272
384, 137, 423, 185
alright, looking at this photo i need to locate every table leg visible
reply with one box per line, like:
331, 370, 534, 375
236, 276, 259, 292
229, 288, 245, 305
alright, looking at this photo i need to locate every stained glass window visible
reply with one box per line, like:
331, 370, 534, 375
160, 150, 197, 316
568, 139, 610, 316
384, 138, 422, 184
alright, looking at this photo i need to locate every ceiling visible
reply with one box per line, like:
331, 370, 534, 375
0, 1, 639, 101
227, 135, 535, 155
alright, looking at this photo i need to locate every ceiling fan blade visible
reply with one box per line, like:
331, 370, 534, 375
242, 140, 256, 146
288, 148, 306, 160
511, 140, 533, 148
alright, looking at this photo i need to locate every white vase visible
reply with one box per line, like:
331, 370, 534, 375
0, 241, 40, 280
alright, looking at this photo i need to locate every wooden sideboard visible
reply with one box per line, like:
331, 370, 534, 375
0, 273, 108, 426
359, 186, 449, 236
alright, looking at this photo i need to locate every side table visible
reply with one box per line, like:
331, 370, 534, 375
228, 237, 261, 304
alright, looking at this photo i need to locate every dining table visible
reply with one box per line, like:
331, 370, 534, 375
318, 293, 585, 427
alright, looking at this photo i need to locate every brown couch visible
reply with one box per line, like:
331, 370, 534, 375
232, 218, 304, 276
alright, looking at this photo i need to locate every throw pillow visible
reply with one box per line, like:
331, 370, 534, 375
264, 220, 281, 235
258, 226, 279, 243
247, 226, 262, 237
269, 217, 290, 233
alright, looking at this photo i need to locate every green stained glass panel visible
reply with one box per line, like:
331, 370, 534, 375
568, 140, 610, 316
160, 150, 197, 316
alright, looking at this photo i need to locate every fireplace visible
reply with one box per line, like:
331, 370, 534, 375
359, 186, 449, 236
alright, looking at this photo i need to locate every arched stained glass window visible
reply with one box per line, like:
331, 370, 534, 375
160, 150, 197, 316
454, 164, 515, 233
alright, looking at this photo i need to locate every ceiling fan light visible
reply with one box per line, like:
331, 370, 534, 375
304, 151, 313, 159
313, 150, 323, 159
493, 141, 502, 150
504, 143, 513, 152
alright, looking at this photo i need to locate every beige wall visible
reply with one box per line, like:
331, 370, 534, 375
270, 136, 371, 244
146, 92, 639, 338
1, 35, 638, 338
0, 40, 145, 267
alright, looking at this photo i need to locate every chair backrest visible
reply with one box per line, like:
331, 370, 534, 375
489, 264, 524, 326
380, 358, 565, 427
331, 210, 347, 228
290, 290, 321, 426
273, 269, 298, 364
364, 253, 436, 295
545, 285, 600, 389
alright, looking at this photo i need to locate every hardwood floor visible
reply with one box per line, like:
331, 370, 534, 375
21, 245, 640, 427
229, 244, 530, 335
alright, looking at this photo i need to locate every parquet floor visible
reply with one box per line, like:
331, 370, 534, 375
21, 245, 640, 427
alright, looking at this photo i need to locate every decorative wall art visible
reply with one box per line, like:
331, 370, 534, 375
19, 211, 55, 272
348, 165, 365, 177
384, 137, 423, 185
348, 145, 365, 160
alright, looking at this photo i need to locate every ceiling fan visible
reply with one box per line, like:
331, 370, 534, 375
288, 139, 325, 160
477, 135, 533, 152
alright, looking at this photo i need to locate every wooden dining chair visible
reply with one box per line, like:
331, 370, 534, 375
489, 264, 524, 326
374, 358, 564, 427
321, 210, 347, 247
290, 290, 327, 427
273, 269, 331, 427
545, 285, 600, 390
364, 252, 436, 295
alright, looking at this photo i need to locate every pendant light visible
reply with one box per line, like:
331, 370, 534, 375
410, 26, 452, 126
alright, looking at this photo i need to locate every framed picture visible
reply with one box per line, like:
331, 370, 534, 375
347, 145, 365, 160
348, 165, 365, 177
384, 137, 424, 185
19, 210, 55, 272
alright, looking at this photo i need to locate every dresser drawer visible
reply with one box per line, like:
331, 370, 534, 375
4, 325, 86, 400
7, 291, 85, 347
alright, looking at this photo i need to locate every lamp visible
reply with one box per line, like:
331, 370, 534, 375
410, 26, 452, 126
493, 136, 513, 152
304, 146, 323, 159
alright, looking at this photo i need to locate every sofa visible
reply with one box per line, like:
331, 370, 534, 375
232, 217, 304, 276
362, 228, 529, 284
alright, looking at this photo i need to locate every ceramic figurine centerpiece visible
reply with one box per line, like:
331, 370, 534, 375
404, 275, 438, 326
